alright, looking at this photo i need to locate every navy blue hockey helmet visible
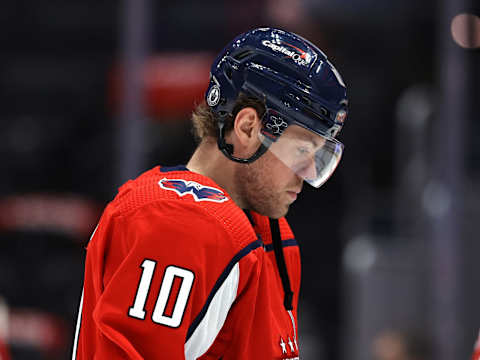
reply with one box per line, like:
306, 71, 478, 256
206, 27, 348, 188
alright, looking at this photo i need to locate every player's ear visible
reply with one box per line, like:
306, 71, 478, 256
232, 107, 261, 147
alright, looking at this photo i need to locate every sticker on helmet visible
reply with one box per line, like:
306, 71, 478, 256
207, 85, 221, 107
266, 115, 288, 136
335, 110, 347, 124
261, 40, 312, 66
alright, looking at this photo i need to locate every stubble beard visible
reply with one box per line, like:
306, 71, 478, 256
234, 157, 290, 219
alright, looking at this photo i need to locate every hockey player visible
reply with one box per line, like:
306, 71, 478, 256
72, 27, 348, 359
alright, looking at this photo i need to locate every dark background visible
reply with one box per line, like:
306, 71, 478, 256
0, 1, 479, 359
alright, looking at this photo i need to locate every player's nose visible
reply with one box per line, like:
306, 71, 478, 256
296, 157, 317, 182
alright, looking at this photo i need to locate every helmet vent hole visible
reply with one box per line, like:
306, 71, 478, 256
304, 108, 331, 125
234, 50, 253, 60
301, 96, 312, 106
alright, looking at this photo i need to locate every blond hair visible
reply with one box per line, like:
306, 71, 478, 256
191, 93, 266, 143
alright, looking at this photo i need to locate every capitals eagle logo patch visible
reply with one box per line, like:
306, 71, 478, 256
159, 178, 229, 203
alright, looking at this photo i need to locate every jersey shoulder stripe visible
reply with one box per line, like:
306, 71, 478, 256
186, 238, 263, 342
184, 262, 239, 360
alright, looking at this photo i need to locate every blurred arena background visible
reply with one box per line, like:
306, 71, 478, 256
0, 0, 479, 359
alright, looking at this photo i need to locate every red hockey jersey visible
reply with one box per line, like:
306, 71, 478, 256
472, 329, 480, 360
73, 165, 301, 359
0, 339, 10, 360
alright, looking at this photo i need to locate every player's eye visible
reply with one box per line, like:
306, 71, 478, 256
295, 145, 313, 157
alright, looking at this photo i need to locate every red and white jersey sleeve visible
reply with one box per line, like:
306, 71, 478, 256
73, 166, 301, 360
472, 329, 480, 360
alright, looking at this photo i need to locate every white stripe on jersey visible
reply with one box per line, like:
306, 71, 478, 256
71, 288, 84, 360
184, 262, 239, 360
0, 297, 9, 341
72, 224, 97, 360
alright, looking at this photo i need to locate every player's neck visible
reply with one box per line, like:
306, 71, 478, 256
187, 139, 233, 180
187, 138, 245, 207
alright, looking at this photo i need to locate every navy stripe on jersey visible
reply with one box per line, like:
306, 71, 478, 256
186, 239, 263, 342
160, 165, 189, 173
264, 238, 297, 252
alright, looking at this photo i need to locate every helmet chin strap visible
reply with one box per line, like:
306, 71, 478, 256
217, 117, 269, 164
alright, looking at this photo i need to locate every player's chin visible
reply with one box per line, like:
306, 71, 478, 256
269, 202, 291, 219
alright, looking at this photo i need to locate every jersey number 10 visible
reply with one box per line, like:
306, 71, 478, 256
128, 259, 195, 328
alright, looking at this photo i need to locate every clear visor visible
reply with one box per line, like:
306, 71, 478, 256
259, 124, 344, 188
